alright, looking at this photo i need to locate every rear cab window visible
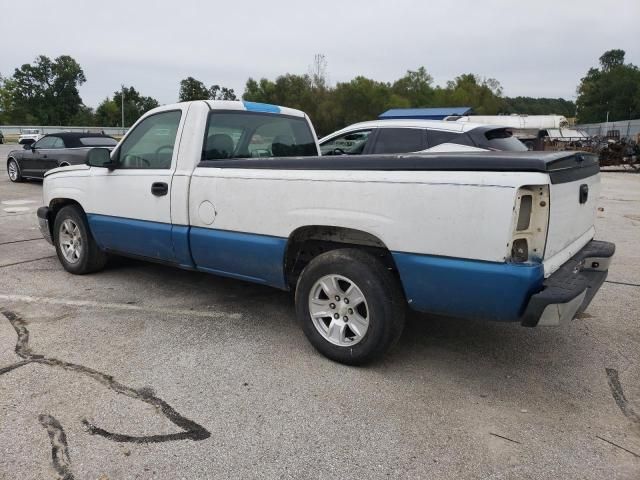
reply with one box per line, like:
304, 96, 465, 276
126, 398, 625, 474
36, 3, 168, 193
202, 111, 317, 160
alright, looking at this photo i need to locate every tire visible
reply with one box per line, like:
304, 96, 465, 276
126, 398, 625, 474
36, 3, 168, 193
295, 248, 405, 365
7, 159, 23, 182
53, 205, 107, 274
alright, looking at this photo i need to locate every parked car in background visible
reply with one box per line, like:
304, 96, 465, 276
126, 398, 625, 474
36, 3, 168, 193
18, 128, 44, 145
0, 129, 4, 144
7, 132, 117, 182
319, 119, 527, 155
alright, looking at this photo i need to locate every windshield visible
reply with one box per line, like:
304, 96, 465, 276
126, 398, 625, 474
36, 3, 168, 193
79, 137, 117, 147
203, 111, 316, 160
480, 128, 528, 152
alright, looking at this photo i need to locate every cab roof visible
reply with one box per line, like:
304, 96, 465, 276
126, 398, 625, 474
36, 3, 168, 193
204, 100, 307, 118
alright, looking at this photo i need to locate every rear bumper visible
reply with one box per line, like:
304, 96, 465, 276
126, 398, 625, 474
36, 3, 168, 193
520, 240, 615, 327
37, 206, 53, 245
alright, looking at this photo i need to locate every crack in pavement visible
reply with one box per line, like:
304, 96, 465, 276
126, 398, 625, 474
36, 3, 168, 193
0, 255, 56, 269
606, 367, 640, 431
0, 237, 44, 246
0, 294, 242, 319
0, 310, 211, 478
39, 414, 74, 480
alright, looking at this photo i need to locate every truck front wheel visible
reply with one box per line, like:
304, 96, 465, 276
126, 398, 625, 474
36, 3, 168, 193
295, 248, 405, 365
53, 205, 107, 274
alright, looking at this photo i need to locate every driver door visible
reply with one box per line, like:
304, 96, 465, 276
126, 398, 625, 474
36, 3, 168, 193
85, 108, 186, 262
21, 136, 57, 176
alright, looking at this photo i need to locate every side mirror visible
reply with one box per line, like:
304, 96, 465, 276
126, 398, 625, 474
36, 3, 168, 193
86, 148, 116, 169
23, 143, 32, 150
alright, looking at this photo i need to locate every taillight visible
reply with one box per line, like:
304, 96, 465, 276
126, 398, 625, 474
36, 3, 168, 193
507, 185, 550, 263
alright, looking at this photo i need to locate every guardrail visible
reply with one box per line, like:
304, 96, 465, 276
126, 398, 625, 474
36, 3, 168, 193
0, 125, 129, 136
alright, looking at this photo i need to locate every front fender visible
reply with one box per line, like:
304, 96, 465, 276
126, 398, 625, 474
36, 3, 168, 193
44, 164, 90, 177
43, 170, 90, 210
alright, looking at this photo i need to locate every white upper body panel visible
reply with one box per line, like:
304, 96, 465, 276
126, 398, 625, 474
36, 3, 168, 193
42, 101, 596, 275
188, 168, 550, 262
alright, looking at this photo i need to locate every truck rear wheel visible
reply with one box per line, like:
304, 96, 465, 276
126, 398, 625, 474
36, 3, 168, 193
295, 248, 405, 365
53, 205, 107, 274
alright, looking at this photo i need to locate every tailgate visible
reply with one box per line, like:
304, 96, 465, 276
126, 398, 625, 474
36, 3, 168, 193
544, 154, 600, 261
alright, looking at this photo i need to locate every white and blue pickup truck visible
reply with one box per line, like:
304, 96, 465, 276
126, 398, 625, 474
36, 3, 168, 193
36, 100, 615, 364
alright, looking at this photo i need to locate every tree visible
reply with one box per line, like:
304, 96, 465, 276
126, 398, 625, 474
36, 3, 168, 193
391, 67, 434, 107
599, 49, 625, 72
435, 74, 506, 114
1, 55, 86, 124
576, 49, 640, 123
332, 76, 409, 128
209, 85, 237, 100
179, 77, 209, 102
69, 105, 96, 126
502, 97, 576, 117
241, 57, 579, 136
178, 76, 237, 102
95, 86, 159, 127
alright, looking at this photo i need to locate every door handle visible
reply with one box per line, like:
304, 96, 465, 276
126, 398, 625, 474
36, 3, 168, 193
151, 182, 168, 196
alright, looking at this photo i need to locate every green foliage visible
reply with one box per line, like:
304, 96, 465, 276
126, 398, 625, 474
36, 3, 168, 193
391, 67, 434, 106
243, 69, 507, 136
435, 74, 506, 114
576, 49, 640, 123
502, 97, 576, 117
6, 52, 626, 133
0, 55, 86, 124
69, 105, 97, 126
95, 86, 159, 127
209, 85, 237, 100
179, 77, 210, 101
179, 76, 237, 102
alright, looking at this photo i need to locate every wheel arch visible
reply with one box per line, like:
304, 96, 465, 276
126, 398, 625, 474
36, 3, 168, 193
45, 198, 86, 238
283, 225, 400, 289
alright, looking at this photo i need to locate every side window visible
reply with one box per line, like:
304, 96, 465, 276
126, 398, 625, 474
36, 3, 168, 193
51, 137, 65, 149
320, 130, 372, 155
33, 136, 57, 149
372, 128, 426, 154
117, 110, 182, 169
426, 130, 460, 148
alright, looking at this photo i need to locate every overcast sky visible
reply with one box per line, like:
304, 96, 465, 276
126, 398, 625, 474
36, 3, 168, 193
1, 0, 638, 108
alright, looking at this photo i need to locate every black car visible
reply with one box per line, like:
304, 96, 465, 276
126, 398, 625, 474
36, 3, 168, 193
0, 129, 4, 144
7, 132, 117, 182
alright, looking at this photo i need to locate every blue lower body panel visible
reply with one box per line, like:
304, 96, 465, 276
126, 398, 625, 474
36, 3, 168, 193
87, 214, 176, 262
392, 252, 544, 322
190, 227, 287, 288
